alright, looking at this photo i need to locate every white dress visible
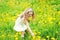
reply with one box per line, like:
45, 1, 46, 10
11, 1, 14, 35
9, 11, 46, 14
13, 16, 27, 32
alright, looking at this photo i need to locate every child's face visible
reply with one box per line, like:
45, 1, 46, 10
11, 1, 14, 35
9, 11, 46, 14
27, 11, 33, 20
28, 11, 33, 17
25, 11, 34, 21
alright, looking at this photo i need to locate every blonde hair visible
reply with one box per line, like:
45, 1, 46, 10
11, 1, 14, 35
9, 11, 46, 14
19, 8, 35, 22
24, 8, 35, 22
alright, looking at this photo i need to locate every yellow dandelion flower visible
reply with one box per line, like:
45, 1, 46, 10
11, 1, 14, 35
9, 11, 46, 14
51, 37, 56, 40
0, 19, 2, 21
3, 18, 6, 21
11, 16, 16, 21
33, 31, 37, 35
58, 11, 60, 14
48, 16, 53, 21
16, 13, 19, 16
6, 13, 9, 16
16, 32, 18, 35
37, 36, 41, 39
56, 31, 58, 34
58, 21, 60, 25
15, 37, 18, 40
36, 38, 40, 40
43, 38, 46, 40
53, 18, 56, 20
14, 35, 18, 37
32, 36, 36, 40
2, 34, 5, 37
49, 21, 53, 24
46, 36, 49, 38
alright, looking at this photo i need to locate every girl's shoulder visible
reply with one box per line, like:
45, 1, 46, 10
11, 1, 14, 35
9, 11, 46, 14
18, 12, 25, 18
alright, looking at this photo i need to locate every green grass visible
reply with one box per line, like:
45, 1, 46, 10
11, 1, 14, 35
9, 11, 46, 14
0, 0, 60, 40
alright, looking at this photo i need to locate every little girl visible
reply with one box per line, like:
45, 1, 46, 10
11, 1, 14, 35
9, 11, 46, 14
13, 8, 35, 37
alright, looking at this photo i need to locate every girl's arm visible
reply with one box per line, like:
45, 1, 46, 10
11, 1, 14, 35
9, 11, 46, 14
25, 19, 35, 36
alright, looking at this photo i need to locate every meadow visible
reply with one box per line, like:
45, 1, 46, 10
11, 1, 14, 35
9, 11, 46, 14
0, 0, 60, 40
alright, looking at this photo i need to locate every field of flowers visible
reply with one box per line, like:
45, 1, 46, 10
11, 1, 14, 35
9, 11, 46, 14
0, 0, 60, 40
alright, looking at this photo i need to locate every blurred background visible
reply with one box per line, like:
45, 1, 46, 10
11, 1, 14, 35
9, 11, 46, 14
0, 0, 60, 40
